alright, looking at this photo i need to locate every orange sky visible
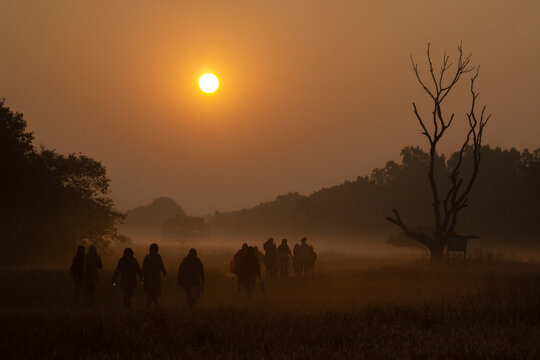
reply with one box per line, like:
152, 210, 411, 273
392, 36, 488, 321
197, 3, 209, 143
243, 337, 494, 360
1, 0, 539, 214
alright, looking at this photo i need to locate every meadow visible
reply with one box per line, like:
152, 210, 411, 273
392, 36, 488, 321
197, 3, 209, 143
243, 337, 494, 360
1, 245, 540, 359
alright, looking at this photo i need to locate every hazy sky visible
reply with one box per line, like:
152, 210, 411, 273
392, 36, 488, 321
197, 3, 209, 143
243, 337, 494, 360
1, 0, 539, 214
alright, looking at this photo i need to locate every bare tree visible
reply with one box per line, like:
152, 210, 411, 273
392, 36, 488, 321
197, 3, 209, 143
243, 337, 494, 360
386, 43, 490, 263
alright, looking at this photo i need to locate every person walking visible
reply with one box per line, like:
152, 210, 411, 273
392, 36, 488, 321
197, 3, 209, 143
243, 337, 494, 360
177, 248, 205, 307
307, 244, 317, 275
253, 246, 265, 275
298, 237, 315, 275
292, 243, 301, 276
232, 243, 249, 291
85, 244, 102, 307
112, 248, 141, 308
263, 237, 278, 278
70, 245, 86, 305
237, 246, 261, 300
142, 243, 167, 307
277, 239, 292, 278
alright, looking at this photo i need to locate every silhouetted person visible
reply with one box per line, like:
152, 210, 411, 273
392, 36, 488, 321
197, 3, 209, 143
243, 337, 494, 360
70, 245, 86, 305
142, 243, 167, 307
292, 243, 301, 276
177, 248, 205, 307
85, 244, 102, 306
112, 248, 141, 308
277, 239, 292, 278
233, 243, 249, 290
307, 244, 317, 275
253, 246, 265, 275
296, 237, 316, 275
237, 246, 261, 300
263, 237, 278, 278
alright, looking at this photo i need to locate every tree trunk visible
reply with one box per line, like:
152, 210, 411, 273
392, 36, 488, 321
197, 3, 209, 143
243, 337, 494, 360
429, 243, 445, 263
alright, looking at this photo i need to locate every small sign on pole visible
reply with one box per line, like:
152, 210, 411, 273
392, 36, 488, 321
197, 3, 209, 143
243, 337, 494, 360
447, 236, 468, 265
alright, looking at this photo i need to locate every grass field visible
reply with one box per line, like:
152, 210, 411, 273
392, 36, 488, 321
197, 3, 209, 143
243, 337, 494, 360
1, 247, 540, 359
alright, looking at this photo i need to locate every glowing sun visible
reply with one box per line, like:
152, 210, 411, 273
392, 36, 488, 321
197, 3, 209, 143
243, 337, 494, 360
199, 73, 219, 93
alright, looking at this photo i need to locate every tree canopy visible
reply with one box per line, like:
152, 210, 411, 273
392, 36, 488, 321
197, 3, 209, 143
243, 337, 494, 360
0, 99, 125, 265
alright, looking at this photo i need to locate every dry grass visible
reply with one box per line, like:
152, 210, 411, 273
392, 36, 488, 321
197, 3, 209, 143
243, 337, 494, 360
1, 249, 540, 359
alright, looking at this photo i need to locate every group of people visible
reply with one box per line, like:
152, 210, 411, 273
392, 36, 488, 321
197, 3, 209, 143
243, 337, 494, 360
70, 243, 205, 308
70, 237, 317, 307
231, 244, 263, 300
70, 245, 103, 306
262, 237, 317, 278
230, 237, 317, 299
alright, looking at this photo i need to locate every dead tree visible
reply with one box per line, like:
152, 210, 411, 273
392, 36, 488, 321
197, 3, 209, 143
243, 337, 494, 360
386, 43, 490, 263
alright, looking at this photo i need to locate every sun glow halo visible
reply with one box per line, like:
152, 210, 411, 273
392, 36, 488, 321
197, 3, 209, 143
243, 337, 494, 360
199, 73, 219, 93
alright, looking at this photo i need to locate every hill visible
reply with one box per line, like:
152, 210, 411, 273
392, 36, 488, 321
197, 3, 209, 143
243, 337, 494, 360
122, 197, 185, 236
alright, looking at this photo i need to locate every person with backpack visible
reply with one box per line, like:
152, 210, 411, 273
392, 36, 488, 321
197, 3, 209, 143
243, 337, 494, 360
232, 243, 249, 290
237, 246, 261, 300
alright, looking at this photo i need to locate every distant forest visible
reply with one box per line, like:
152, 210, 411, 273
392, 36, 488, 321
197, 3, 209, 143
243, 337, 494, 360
209, 146, 540, 244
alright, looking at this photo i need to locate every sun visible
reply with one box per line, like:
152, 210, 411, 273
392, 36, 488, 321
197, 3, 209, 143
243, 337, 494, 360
199, 73, 219, 93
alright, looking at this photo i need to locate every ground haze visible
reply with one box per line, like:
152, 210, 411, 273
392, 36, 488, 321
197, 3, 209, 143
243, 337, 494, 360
2, 246, 540, 359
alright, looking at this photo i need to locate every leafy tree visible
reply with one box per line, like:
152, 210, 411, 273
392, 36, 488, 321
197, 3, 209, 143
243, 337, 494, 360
0, 99, 125, 264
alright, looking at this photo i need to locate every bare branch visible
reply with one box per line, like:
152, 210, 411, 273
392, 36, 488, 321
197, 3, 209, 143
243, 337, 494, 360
438, 50, 451, 89
386, 208, 433, 248
413, 103, 432, 143
410, 55, 435, 100
426, 43, 440, 94
455, 67, 490, 207
441, 125, 473, 231
439, 43, 475, 102
442, 66, 491, 235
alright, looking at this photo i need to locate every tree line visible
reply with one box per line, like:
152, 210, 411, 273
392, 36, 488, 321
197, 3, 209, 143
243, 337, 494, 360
209, 145, 540, 244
